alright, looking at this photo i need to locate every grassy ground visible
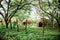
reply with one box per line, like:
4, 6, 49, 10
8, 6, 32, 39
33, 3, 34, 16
0, 24, 60, 40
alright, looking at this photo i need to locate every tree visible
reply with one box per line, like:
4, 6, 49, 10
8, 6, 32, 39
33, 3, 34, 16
0, 0, 31, 28
38, 0, 60, 31
30, 0, 60, 36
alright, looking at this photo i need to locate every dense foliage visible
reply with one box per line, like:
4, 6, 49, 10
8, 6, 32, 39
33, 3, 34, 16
0, 26, 59, 40
0, 0, 60, 40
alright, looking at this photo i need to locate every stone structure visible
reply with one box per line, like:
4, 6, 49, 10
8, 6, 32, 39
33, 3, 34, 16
22, 18, 33, 25
36, 18, 50, 27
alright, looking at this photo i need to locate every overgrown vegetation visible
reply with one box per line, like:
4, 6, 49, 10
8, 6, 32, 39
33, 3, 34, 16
0, 25, 59, 40
0, 0, 60, 40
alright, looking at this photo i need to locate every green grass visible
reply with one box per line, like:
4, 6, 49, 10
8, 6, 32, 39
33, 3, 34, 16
0, 25, 60, 40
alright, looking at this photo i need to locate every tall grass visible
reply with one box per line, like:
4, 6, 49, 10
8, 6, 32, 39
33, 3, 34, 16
0, 24, 60, 40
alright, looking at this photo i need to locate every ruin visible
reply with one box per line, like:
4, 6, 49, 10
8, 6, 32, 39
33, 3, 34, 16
22, 18, 33, 25
36, 18, 50, 27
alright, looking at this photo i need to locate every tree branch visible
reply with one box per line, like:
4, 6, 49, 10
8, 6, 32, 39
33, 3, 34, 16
8, 2, 31, 23
8, 0, 23, 18
0, 12, 5, 19
38, 0, 58, 21
5, 0, 8, 3
6, 0, 10, 17
0, 4, 6, 13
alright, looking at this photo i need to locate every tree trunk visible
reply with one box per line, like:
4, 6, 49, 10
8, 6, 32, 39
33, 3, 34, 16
42, 22, 44, 36
42, 18, 44, 36
25, 19, 27, 34
1, 21, 3, 27
42, 26, 44, 36
16, 19, 19, 31
6, 22, 8, 28
42, 13, 44, 36
10, 19, 12, 29
57, 23, 60, 32
51, 19, 54, 28
57, 22, 60, 40
56, 20, 60, 32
